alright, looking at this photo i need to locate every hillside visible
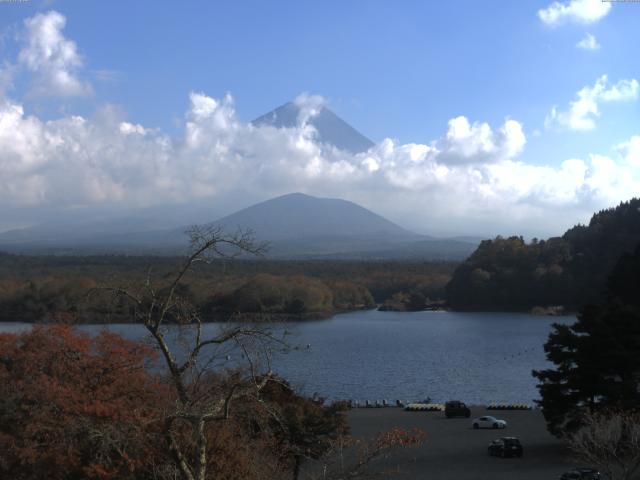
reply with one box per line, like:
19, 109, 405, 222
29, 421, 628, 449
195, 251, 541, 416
211, 192, 415, 240
445, 198, 640, 311
208, 193, 476, 259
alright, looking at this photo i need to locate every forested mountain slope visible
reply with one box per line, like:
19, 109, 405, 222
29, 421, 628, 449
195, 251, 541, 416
446, 198, 640, 311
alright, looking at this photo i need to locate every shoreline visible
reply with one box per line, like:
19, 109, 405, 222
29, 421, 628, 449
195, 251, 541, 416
0, 305, 577, 325
0, 309, 358, 325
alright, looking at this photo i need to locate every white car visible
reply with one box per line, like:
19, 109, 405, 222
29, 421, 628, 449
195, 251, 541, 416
472, 416, 507, 429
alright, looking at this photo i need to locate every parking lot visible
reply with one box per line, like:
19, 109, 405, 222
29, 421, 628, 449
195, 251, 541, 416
347, 406, 577, 479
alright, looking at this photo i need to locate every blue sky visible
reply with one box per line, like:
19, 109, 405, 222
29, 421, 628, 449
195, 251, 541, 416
0, 0, 639, 236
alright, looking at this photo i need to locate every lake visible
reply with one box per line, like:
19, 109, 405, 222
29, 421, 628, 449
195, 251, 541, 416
0, 310, 573, 405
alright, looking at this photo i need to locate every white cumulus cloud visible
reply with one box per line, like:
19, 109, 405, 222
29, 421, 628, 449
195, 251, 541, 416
538, 0, 611, 26
576, 33, 600, 50
546, 75, 638, 130
437, 116, 525, 164
18, 11, 91, 97
293, 92, 326, 126
617, 135, 640, 167
1, 90, 639, 236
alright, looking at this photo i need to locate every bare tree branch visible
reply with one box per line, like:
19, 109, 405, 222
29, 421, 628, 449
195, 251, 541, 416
568, 410, 640, 480
98, 225, 277, 480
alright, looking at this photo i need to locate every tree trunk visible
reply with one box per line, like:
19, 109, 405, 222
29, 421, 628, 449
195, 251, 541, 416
195, 418, 208, 480
293, 455, 302, 480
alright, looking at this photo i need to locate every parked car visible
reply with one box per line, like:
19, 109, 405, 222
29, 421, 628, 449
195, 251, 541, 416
444, 400, 470, 418
472, 415, 507, 429
487, 437, 523, 458
559, 468, 601, 479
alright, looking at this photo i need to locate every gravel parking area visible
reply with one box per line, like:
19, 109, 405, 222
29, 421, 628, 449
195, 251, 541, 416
347, 406, 577, 480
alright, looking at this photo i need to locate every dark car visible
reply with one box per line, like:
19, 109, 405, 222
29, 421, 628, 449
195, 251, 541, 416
559, 468, 601, 480
444, 400, 470, 418
488, 437, 523, 458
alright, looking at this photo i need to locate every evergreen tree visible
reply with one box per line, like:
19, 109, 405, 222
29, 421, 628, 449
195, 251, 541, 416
533, 245, 640, 436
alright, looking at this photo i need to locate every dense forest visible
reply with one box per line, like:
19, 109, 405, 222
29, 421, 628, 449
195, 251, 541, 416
0, 254, 455, 322
446, 198, 640, 311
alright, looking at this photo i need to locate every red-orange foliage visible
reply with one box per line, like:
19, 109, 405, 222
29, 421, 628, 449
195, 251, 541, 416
0, 325, 165, 480
0, 327, 331, 480
0, 325, 426, 480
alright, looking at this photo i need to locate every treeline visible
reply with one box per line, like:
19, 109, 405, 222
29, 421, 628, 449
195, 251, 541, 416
446, 198, 640, 311
204, 274, 374, 320
0, 255, 456, 322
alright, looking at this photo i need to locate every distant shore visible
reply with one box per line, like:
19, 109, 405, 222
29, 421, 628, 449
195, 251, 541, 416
0, 305, 578, 325
0, 307, 372, 325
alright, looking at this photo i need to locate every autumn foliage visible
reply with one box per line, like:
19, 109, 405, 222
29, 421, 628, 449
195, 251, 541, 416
0, 325, 165, 479
0, 253, 455, 323
0, 326, 394, 480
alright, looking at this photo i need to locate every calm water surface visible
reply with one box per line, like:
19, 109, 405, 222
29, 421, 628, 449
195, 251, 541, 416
0, 310, 573, 404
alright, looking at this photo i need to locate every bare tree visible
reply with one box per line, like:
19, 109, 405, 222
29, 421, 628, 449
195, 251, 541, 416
568, 410, 640, 480
302, 427, 426, 480
102, 225, 283, 480
98, 225, 427, 480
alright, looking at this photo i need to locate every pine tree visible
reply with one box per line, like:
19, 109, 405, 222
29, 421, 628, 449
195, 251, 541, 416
533, 245, 640, 436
